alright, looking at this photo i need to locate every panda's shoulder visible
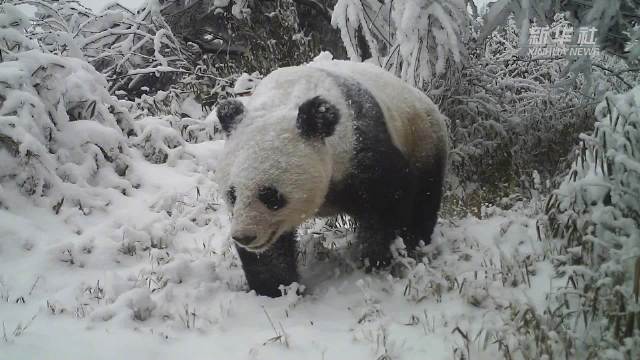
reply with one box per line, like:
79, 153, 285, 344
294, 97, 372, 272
250, 66, 340, 106
257, 65, 330, 88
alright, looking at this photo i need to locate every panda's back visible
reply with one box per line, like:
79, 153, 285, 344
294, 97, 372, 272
310, 61, 448, 172
248, 61, 448, 180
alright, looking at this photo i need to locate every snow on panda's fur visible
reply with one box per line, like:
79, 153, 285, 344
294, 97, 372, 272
216, 60, 448, 297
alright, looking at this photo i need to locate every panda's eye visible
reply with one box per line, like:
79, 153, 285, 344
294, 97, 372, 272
227, 186, 237, 206
258, 186, 287, 211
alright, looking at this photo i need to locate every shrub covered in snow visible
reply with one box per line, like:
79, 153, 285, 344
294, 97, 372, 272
480, 0, 640, 65
161, 0, 326, 110
9, 0, 193, 97
0, 4, 135, 212
117, 89, 218, 164
442, 16, 638, 215
545, 86, 640, 358
332, 0, 469, 90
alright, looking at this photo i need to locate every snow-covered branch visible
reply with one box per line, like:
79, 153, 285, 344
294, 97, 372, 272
332, 0, 469, 89
6, 0, 193, 96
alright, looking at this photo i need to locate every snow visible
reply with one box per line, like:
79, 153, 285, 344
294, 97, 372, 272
332, 0, 467, 88
0, 16, 561, 356
0, 61, 553, 358
0, 146, 555, 360
0, 3, 579, 358
542, 85, 640, 357
78, 0, 147, 13
233, 72, 262, 95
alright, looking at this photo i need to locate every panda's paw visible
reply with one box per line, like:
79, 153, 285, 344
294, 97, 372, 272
278, 282, 305, 297
251, 281, 300, 298
251, 287, 282, 298
362, 254, 392, 273
245, 274, 303, 298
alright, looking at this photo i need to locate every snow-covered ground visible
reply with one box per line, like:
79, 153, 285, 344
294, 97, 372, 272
0, 126, 556, 359
0, 10, 561, 356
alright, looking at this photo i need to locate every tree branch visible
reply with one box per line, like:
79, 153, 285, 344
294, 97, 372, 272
292, 0, 333, 23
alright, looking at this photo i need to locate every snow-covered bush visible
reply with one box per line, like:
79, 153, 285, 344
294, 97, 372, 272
160, 0, 320, 110
122, 89, 218, 154
481, 0, 640, 58
545, 86, 640, 357
133, 116, 185, 165
0, 4, 135, 212
442, 16, 638, 214
332, 0, 469, 90
175, 60, 236, 111
9, 0, 192, 97
480, 0, 640, 82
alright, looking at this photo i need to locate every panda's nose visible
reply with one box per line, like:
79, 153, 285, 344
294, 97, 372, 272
232, 234, 257, 246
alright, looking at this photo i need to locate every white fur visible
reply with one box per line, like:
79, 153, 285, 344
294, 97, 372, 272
309, 60, 449, 172
246, 66, 356, 182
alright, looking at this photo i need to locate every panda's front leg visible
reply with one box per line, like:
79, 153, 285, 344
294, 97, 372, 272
357, 216, 396, 271
235, 231, 299, 297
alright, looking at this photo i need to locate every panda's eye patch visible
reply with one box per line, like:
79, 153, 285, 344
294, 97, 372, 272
258, 186, 287, 211
227, 186, 237, 206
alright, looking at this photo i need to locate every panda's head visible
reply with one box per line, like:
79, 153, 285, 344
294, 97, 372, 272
216, 96, 340, 252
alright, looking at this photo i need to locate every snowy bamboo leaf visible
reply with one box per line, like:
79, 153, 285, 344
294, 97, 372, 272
332, 0, 468, 88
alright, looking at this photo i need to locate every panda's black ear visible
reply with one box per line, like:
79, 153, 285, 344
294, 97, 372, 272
216, 99, 245, 136
296, 96, 340, 140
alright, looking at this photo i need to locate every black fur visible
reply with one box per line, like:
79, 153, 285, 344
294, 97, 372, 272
235, 231, 298, 297
236, 73, 445, 296
400, 154, 445, 252
327, 74, 445, 255
323, 74, 422, 268
216, 99, 245, 135
296, 96, 340, 140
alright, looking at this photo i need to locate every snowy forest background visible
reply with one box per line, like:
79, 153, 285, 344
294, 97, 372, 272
0, 0, 639, 359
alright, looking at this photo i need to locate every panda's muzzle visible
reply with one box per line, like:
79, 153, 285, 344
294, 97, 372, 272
232, 234, 257, 246
239, 228, 279, 252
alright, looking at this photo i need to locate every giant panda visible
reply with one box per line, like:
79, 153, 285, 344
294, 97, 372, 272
215, 59, 448, 297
